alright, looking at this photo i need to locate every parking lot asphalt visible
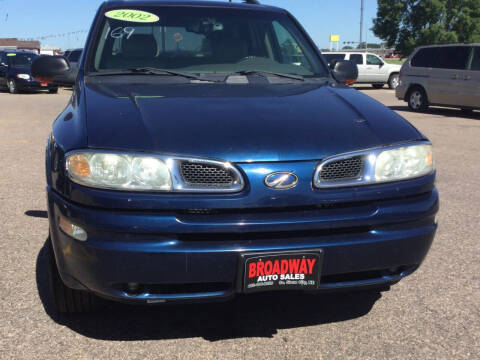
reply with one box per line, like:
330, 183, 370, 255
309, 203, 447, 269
0, 87, 479, 360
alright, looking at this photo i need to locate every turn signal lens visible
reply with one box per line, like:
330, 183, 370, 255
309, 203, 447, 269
67, 154, 90, 178
59, 216, 88, 241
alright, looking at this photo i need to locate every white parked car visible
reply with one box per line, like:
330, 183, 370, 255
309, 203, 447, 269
323, 52, 401, 89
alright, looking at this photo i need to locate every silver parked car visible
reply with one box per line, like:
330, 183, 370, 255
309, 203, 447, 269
323, 52, 401, 89
396, 44, 480, 112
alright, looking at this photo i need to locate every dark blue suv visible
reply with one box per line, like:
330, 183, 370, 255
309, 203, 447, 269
32, 1, 438, 313
0, 50, 58, 93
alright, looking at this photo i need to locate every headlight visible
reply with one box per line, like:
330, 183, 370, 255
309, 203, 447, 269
66, 153, 172, 191
16, 74, 30, 80
375, 144, 433, 182
65, 151, 245, 192
314, 142, 434, 188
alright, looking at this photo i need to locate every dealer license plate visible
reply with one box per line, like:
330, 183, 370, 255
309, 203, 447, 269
241, 250, 323, 293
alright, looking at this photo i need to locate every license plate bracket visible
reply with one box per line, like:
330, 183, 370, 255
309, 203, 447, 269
238, 249, 323, 293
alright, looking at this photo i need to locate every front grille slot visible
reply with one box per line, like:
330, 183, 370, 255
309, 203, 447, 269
177, 226, 371, 242
121, 282, 232, 295
180, 162, 237, 188
319, 156, 364, 182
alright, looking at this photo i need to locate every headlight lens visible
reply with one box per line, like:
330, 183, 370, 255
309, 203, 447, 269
66, 153, 172, 191
375, 144, 433, 181
314, 142, 434, 188
16, 73, 30, 80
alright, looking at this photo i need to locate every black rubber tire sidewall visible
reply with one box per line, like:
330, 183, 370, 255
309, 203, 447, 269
388, 74, 400, 89
407, 87, 429, 112
8, 79, 17, 94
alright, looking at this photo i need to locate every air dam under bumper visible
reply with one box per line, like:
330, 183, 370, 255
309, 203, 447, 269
47, 188, 438, 304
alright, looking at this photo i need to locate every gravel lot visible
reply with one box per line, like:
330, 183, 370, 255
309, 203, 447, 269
0, 87, 479, 359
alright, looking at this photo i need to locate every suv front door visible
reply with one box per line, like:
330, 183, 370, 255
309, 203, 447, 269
365, 54, 388, 83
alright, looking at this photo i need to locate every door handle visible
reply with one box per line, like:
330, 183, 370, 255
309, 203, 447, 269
451, 74, 458, 80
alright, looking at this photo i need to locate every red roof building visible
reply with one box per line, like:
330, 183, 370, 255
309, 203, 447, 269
0, 38, 41, 53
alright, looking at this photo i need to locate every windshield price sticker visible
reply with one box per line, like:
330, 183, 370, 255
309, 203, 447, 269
105, 9, 159, 23
6, 53, 16, 57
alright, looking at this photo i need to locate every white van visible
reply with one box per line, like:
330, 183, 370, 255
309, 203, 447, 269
323, 52, 401, 89
396, 44, 480, 112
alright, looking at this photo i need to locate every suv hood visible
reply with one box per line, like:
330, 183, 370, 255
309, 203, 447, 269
84, 80, 422, 162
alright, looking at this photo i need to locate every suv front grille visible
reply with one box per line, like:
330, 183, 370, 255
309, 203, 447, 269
180, 162, 238, 188
318, 156, 364, 182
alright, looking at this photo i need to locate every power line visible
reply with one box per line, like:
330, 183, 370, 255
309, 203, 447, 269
19, 30, 88, 41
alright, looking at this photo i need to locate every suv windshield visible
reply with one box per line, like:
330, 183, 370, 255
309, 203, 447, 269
6, 53, 38, 67
89, 7, 328, 78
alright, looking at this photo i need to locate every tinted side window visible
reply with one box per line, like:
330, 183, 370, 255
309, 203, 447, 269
367, 54, 383, 65
470, 47, 480, 71
411, 48, 436, 67
412, 46, 470, 69
436, 46, 470, 70
349, 54, 363, 65
323, 53, 345, 65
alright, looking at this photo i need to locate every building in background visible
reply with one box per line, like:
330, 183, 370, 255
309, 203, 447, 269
40, 46, 62, 56
0, 38, 41, 53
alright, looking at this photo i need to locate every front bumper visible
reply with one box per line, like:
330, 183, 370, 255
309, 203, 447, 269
396, 81, 408, 100
47, 186, 438, 304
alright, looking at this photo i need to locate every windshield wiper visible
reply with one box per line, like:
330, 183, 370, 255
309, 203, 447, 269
232, 70, 305, 81
89, 67, 216, 81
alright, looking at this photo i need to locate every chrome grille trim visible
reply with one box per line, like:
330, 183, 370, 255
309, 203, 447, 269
169, 157, 245, 193
318, 156, 364, 182
180, 162, 237, 187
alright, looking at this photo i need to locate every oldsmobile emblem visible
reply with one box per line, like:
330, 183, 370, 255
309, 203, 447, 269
264, 172, 299, 190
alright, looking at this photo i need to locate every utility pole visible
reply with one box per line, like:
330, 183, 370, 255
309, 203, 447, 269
360, 0, 364, 49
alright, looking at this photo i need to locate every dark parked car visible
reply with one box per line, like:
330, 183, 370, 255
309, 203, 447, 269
0, 50, 58, 93
32, 0, 438, 313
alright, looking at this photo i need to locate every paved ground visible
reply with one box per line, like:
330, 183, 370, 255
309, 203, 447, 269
0, 87, 479, 359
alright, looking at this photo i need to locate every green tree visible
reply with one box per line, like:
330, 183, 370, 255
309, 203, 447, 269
373, 0, 480, 56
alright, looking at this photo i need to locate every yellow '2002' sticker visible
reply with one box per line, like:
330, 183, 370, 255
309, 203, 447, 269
6, 53, 16, 57
105, 9, 159, 23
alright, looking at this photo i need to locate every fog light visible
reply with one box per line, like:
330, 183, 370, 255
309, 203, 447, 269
59, 216, 87, 241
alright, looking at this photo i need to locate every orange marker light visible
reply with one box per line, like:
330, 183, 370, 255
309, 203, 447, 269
427, 152, 433, 166
68, 154, 90, 178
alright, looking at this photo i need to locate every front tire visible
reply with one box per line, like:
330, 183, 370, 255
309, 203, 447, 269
407, 86, 429, 112
388, 73, 400, 89
8, 79, 18, 94
47, 238, 100, 313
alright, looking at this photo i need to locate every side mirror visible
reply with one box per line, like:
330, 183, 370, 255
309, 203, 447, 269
31, 56, 75, 85
332, 60, 358, 85
328, 59, 339, 70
